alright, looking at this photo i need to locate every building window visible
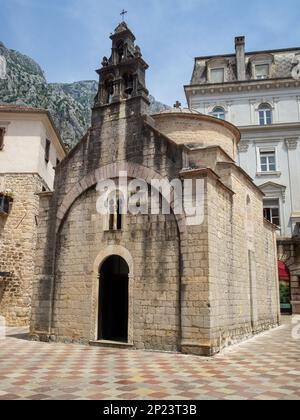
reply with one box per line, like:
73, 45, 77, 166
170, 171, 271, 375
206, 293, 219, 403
107, 192, 123, 231
210, 68, 225, 83
259, 103, 272, 125
0, 128, 5, 150
259, 149, 277, 172
255, 64, 270, 79
211, 106, 226, 120
45, 139, 50, 163
263, 199, 280, 227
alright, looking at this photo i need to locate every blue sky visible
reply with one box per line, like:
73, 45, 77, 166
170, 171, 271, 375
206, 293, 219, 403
1, 0, 300, 105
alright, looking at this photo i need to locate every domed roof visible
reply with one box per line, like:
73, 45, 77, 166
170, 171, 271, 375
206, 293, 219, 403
151, 105, 241, 160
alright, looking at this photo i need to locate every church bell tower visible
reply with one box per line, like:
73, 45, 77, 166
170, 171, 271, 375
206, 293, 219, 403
94, 22, 149, 112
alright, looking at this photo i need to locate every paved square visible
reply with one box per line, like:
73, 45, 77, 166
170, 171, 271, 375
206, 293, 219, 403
0, 317, 299, 400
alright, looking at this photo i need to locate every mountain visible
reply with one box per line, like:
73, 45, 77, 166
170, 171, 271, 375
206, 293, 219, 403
0, 42, 170, 148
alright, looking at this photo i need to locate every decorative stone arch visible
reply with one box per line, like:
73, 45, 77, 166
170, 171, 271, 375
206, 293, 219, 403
91, 245, 134, 344
55, 163, 189, 343
93, 245, 134, 276
255, 100, 275, 112
56, 162, 188, 240
207, 103, 229, 115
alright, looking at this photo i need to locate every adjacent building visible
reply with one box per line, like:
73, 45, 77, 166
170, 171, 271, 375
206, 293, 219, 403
30, 23, 279, 356
0, 105, 66, 326
185, 37, 300, 314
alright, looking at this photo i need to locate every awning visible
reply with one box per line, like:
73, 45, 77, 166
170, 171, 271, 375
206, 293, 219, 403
278, 261, 290, 281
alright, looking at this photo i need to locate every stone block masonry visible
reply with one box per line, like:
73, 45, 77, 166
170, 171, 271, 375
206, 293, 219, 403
0, 173, 43, 326
30, 22, 280, 356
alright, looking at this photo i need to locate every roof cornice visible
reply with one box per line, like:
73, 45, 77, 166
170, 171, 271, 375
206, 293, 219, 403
239, 122, 300, 133
185, 78, 300, 96
194, 46, 300, 61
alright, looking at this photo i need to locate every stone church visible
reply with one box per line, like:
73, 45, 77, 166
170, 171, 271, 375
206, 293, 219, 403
30, 22, 280, 356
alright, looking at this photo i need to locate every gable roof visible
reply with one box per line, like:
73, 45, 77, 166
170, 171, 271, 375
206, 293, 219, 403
259, 181, 287, 190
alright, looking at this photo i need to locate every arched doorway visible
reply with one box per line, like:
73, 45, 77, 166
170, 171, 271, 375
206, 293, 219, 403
98, 255, 129, 342
278, 261, 292, 314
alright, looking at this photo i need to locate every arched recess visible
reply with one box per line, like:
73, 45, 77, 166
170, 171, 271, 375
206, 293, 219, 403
54, 163, 187, 345
91, 245, 134, 344
56, 162, 188, 240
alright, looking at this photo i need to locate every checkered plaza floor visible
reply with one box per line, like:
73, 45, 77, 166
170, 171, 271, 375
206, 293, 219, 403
0, 317, 299, 400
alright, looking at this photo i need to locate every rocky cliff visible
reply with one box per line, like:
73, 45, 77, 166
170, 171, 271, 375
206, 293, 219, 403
0, 42, 170, 148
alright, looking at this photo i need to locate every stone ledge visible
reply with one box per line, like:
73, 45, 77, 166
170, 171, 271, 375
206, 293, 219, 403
89, 340, 134, 349
181, 344, 217, 357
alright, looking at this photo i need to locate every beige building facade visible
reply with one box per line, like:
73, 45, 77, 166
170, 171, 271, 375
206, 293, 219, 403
0, 105, 66, 326
30, 23, 280, 356
185, 37, 300, 315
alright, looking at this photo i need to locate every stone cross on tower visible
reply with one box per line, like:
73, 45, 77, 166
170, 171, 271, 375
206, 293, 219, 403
120, 9, 128, 21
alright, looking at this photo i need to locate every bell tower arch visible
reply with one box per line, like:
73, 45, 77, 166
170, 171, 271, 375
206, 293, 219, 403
94, 22, 149, 109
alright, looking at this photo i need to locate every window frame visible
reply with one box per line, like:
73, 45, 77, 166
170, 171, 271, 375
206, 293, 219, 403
259, 150, 277, 172
255, 64, 270, 80
249, 54, 274, 81
258, 103, 273, 126
211, 106, 226, 120
105, 190, 124, 232
209, 67, 225, 84
256, 146, 279, 174
263, 198, 280, 227
45, 139, 51, 163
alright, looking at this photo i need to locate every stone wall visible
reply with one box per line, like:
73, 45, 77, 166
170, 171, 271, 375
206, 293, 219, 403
206, 163, 280, 353
0, 173, 43, 326
30, 96, 279, 356
46, 187, 180, 351
31, 97, 185, 352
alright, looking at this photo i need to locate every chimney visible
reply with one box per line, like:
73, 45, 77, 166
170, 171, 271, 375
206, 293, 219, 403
235, 36, 246, 80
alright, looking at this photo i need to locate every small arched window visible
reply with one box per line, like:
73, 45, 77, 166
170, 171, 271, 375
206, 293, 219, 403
123, 73, 134, 97
117, 42, 125, 63
104, 79, 114, 104
107, 191, 123, 231
259, 103, 272, 126
211, 106, 225, 120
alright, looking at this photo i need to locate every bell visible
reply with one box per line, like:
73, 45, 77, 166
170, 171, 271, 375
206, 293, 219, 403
124, 78, 134, 95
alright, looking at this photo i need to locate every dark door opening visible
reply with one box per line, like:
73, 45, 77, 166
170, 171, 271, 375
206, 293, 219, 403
98, 255, 129, 342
